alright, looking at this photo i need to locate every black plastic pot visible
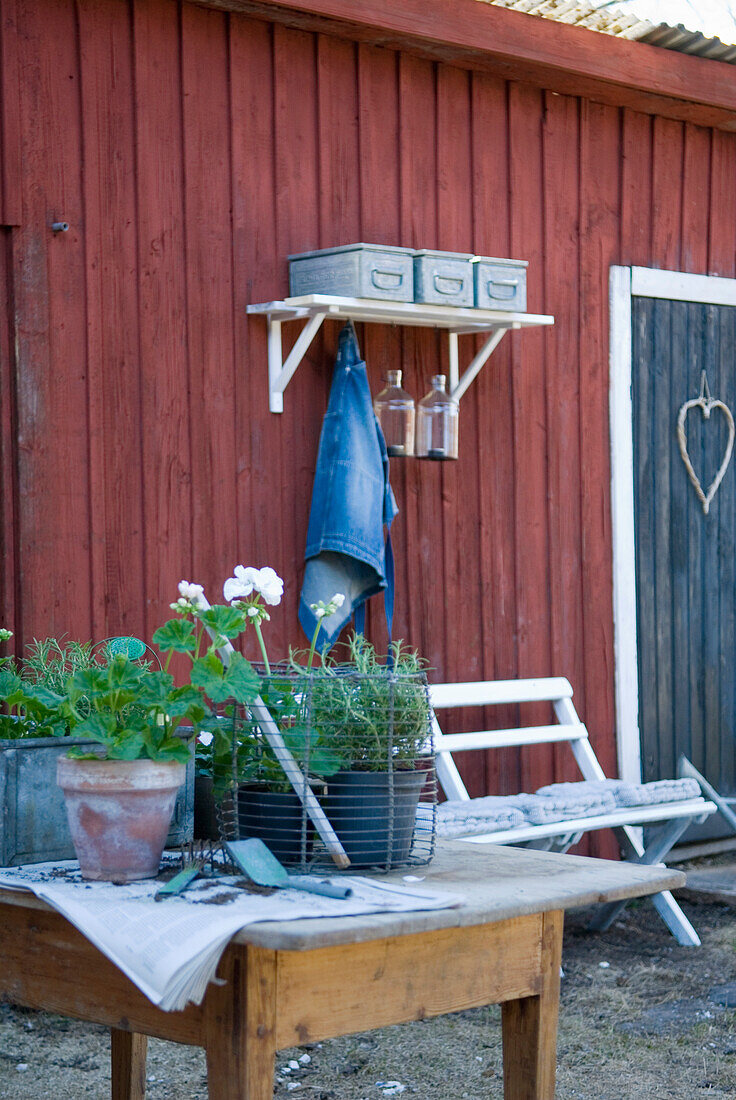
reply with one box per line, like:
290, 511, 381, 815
236, 786, 313, 865
323, 769, 426, 868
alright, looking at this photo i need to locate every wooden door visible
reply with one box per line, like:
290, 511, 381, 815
632, 295, 736, 830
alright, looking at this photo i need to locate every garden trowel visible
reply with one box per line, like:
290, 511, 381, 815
225, 838, 353, 899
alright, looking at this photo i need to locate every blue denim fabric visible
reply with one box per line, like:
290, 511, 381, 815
298, 323, 397, 647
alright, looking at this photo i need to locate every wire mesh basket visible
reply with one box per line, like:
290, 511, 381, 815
210, 666, 436, 872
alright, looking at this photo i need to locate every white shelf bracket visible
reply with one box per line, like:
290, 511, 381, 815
268, 311, 327, 413
450, 327, 508, 403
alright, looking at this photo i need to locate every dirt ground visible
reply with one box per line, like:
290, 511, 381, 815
1, 870, 736, 1099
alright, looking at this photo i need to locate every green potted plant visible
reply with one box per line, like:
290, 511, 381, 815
55, 586, 260, 882
0, 589, 262, 881
309, 635, 431, 867
210, 569, 433, 868
0, 632, 192, 865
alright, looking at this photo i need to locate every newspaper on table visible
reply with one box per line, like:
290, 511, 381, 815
0, 859, 463, 1012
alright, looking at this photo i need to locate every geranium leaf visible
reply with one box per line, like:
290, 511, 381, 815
152, 618, 197, 654
222, 653, 260, 704
67, 666, 109, 702
197, 605, 246, 641
73, 713, 117, 744
136, 671, 175, 708
0, 667, 21, 699
109, 732, 145, 760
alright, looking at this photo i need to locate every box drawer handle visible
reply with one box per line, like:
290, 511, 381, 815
371, 269, 404, 290
487, 278, 519, 300
433, 274, 465, 295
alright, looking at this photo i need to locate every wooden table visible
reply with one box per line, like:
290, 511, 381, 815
0, 842, 685, 1100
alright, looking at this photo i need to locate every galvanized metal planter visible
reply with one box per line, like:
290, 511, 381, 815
289, 243, 414, 302
0, 736, 194, 866
472, 256, 528, 311
413, 249, 475, 307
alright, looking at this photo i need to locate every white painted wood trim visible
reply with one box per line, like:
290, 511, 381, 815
632, 267, 736, 306
435, 724, 587, 752
609, 266, 643, 785
429, 676, 573, 709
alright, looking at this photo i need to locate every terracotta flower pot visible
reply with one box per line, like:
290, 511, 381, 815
57, 757, 186, 883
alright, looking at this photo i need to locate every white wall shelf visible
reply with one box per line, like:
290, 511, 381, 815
247, 294, 554, 412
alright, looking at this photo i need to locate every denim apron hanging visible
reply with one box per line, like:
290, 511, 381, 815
298, 322, 397, 648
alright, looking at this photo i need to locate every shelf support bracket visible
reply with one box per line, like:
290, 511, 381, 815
450, 327, 508, 403
268, 311, 327, 413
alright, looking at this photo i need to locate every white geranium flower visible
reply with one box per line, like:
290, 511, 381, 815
178, 580, 205, 602
223, 564, 259, 603
224, 565, 283, 607
331, 593, 345, 609
197, 731, 214, 747
253, 567, 284, 606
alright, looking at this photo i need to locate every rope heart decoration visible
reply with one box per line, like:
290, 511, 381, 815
677, 370, 735, 516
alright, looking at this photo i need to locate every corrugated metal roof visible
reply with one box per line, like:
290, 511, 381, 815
483, 0, 736, 63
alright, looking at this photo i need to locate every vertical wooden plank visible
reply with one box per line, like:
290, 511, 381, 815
15, 0, 92, 643
229, 14, 278, 661
0, 228, 18, 634
356, 43, 406, 652
708, 130, 736, 279
652, 297, 673, 782
133, 0, 191, 637
579, 101, 620, 850
651, 117, 684, 270
702, 302, 724, 792
685, 302, 705, 776
680, 123, 711, 276
78, 0, 143, 640
508, 82, 552, 796
181, 4, 237, 602
436, 62, 485, 796
620, 109, 652, 266
668, 298, 690, 783
542, 91, 584, 786
717, 303, 736, 797
0, 0, 22, 226
471, 73, 520, 797
317, 36, 359, 250
631, 297, 658, 781
398, 54, 443, 676
273, 25, 322, 656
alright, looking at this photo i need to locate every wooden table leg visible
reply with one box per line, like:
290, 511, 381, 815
205, 945, 278, 1099
111, 1029, 147, 1100
501, 910, 563, 1100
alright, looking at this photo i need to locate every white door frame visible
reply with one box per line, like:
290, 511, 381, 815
609, 265, 736, 784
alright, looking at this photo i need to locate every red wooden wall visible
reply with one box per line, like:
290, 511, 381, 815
1, 0, 735, 848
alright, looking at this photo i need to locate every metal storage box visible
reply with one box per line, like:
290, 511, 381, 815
413, 250, 475, 307
0, 736, 194, 866
473, 256, 528, 312
288, 243, 414, 302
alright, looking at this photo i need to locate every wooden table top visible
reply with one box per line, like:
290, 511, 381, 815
0, 842, 686, 953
